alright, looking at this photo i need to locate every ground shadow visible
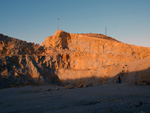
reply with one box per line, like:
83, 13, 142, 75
61, 67, 150, 88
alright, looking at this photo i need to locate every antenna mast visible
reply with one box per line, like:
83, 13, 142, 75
58, 18, 59, 30
105, 27, 107, 36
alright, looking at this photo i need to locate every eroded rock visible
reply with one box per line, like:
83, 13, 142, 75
0, 30, 150, 88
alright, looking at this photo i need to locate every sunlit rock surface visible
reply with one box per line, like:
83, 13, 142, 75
0, 30, 150, 88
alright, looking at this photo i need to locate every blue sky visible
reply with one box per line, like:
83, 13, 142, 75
0, 0, 150, 47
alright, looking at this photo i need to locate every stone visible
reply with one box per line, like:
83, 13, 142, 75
0, 30, 150, 88
65, 84, 74, 89
77, 81, 84, 88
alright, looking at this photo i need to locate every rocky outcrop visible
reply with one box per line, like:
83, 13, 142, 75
42, 30, 150, 60
42, 30, 150, 83
0, 55, 61, 88
0, 30, 150, 88
0, 33, 45, 56
41, 30, 71, 49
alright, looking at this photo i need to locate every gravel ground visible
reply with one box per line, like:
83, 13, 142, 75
0, 84, 150, 113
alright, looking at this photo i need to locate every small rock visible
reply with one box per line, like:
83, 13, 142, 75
47, 88, 53, 92
56, 87, 60, 90
77, 81, 84, 88
65, 84, 74, 89
83, 83, 88, 88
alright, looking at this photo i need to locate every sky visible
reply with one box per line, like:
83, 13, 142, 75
0, 0, 150, 47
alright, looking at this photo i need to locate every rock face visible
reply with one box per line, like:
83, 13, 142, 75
0, 34, 59, 88
0, 33, 45, 56
0, 55, 61, 88
42, 30, 150, 82
0, 30, 150, 88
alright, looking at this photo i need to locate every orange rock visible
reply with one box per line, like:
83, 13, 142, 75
42, 30, 150, 81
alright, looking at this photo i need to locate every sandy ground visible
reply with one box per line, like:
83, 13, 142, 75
0, 84, 150, 113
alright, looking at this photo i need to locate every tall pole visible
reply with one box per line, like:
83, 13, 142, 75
105, 27, 107, 36
58, 18, 59, 30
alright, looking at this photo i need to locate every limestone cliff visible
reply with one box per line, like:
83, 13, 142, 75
42, 30, 150, 82
0, 30, 150, 88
